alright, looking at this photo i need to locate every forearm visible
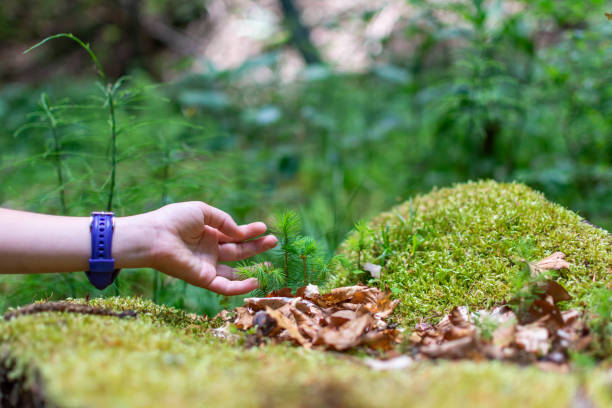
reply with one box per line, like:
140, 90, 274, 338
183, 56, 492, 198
0, 208, 154, 274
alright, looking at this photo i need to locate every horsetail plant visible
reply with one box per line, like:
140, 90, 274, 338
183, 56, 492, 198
40, 93, 67, 215
25, 33, 121, 212
25, 33, 128, 293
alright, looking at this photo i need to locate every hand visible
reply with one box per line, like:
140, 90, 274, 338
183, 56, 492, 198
147, 201, 277, 295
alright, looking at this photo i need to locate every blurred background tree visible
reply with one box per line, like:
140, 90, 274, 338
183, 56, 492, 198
0, 0, 610, 315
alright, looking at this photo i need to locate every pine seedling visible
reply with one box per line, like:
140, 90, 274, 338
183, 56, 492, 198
236, 210, 336, 296
273, 210, 302, 281
237, 263, 284, 297
293, 236, 318, 286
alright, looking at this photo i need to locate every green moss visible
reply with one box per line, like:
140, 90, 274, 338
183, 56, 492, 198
333, 180, 611, 324
0, 297, 596, 407
1, 182, 610, 407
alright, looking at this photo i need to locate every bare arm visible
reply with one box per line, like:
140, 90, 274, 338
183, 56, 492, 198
0, 202, 278, 295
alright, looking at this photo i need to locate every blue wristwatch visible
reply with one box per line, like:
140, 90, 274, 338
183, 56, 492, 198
85, 212, 120, 290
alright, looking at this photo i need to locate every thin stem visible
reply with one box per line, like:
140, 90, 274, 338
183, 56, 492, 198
24, 33, 107, 82
284, 250, 289, 283
51, 126, 67, 214
160, 148, 170, 205
41, 94, 67, 214
153, 270, 162, 303
154, 144, 170, 303
106, 85, 117, 212
301, 255, 308, 285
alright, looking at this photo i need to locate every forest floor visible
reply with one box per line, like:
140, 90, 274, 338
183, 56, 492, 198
1, 296, 610, 408
1, 181, 610, 407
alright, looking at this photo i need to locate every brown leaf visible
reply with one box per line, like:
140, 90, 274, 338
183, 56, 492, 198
234, 307, 253, 330
444, 326, 475, 341
420, 336, 476, 359
245, 297, 293, 311
289, 304, 320, 341
328, 310, 357, 327
350, 287, 380, 305
365, 291, 399, 319
530, 252, 571, 275
536, 280, 572, 303
449, 306, 471, 327
267, 287, 293, 297
318, 314, 372, 350
265, 307, 311, 348
522, 298, 565, 325
339, 302, 364, 312
362, 328, 402, 351
314, 285, 367, 308
606, 12, 612, 20
292, 298, 325, 322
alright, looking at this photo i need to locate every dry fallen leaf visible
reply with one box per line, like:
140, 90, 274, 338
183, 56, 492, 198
319, 314, 372, 350
234, 307, 253, 330
230, 278, 592, 368
265, 306, 311, 348
420, 336, 476, 359
408, 277, 589, 367
234, 285, 401, 351
530, 252, 571, 276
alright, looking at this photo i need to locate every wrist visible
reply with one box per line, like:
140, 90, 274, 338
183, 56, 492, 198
112, 213, 157, 269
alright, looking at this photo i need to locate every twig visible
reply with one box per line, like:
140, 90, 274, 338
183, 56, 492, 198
4, 302, 137, 321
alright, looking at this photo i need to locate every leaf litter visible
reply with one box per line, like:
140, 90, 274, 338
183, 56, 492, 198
219, 252, 597, 371
224, 284, 402, 351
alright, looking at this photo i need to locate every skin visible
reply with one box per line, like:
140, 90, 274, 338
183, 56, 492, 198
0, 202, 278, 295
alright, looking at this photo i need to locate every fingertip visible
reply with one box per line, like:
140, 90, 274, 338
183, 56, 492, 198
264, 235, 278, 248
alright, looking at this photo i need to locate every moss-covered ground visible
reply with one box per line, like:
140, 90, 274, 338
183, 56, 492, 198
1, 297, 611, 408
334, 180, 611, 325
1, 181, 611, 407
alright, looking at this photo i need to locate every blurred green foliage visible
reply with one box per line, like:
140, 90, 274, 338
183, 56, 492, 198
0, 0, 610, 315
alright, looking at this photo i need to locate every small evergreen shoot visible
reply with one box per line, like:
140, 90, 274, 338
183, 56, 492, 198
237, 210, 333, 295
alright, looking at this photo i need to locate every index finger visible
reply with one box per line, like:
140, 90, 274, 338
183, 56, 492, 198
200, 203, 244, 239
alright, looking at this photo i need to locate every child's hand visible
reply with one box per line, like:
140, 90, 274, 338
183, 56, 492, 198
145, 202, 277, 295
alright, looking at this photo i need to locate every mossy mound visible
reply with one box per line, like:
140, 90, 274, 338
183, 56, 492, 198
1, 297, 611, 407
333, 180, 611, 323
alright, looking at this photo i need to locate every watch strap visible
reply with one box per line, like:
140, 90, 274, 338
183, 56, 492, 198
86, 212, 120, 289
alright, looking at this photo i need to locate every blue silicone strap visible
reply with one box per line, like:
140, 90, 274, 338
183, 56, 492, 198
85, 212, 120, 290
